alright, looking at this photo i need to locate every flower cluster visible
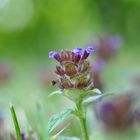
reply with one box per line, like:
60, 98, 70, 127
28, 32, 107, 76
49, 47, 94, 90
95, 35, 123, 62
96, 94, 135, 131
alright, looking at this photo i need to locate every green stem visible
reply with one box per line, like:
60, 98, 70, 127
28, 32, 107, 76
76, 98, 89, 140
79, 115, 89, 140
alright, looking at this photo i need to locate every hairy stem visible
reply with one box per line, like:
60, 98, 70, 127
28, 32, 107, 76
76, 98, 89, 140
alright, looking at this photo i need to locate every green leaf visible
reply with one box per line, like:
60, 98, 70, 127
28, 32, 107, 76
85, 88, 102, 96
83, 92, 113, 105
89, 88, 102, 94
9, 102, 22, 140
50, 124, 70, 140
56, 136, 80, 140
63, 88, 102, 101
63, 89, 84, 101
48, 109, 73, 133
48, 90, 62, 97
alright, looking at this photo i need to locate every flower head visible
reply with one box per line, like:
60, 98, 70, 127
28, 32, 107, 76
96, 94, 134, 131
95, 35, 123, 62
49, 47, 94, 90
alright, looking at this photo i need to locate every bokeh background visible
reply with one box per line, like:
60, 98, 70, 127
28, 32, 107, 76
0, 0, 140, 139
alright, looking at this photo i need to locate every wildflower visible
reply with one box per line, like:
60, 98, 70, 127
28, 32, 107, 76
49, 51, 61, 62
49, 47, 94, 90
95, 35, 123, 62
96, 94, 134, 131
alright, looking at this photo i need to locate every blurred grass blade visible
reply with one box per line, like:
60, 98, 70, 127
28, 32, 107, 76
50, 123, 70, 140
9, 102, 22, 140
57, 136, 80, 140
36, 102, 49, 139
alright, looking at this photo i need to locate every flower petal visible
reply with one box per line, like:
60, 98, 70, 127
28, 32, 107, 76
86, 46, 95, 54
73, 47, 83, 55
49, 51, 61, 62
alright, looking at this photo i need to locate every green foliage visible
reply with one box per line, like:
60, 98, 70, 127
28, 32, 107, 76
48, 108, 73, 134
49, 90, 63, 97
83, 92, 113, 105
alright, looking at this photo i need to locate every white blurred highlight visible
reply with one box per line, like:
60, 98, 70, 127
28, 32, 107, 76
0, 0, 34, 32
0, 0, 9, 9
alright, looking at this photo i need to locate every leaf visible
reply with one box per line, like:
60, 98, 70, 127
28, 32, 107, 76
87, 88, 102, 95
83, 92, 113, 105
9, 102, 22, 140
77, 88, 102, 102
48, 109, 73, 133
90, 88, 102, 94
48, 90, 62, 97
50, 124, 70, 140
56, 136, 80, 140
63, 89, 84, 101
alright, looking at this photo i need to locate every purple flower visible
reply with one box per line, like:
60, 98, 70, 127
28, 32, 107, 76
95, 35, 123, 62
81, 46, 94, 60
49, 51, 61, 62
86, 46, 95, 54
49, 51, 57, 58
73, 47, 83, 55
96, 95, 134, 131
49, 47, 94, 90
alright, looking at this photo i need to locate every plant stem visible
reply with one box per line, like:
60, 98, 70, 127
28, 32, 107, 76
79, 114, 89, 140
76, 98, 89, 140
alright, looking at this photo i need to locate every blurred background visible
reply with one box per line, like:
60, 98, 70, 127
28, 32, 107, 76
0, 0, 140, 139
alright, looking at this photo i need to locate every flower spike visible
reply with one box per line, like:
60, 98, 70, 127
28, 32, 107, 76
49, 47, 94, 90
